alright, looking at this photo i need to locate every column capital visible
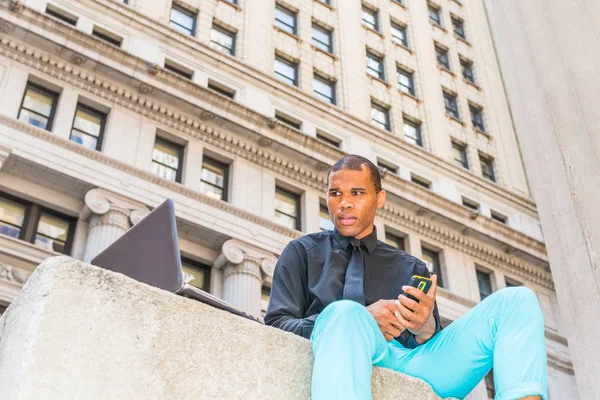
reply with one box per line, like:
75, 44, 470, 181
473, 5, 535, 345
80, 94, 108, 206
81, 188, 149, 226
214, 239, 277, 283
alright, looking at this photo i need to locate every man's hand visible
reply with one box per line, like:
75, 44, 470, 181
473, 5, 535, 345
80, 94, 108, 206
366, 300, 407, 341
394, 275, 438, 344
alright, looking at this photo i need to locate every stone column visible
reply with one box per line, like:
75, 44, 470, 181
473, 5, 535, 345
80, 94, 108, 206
484, 1, 600, 397
81, 188, 149, 263
212, 239, 276, 318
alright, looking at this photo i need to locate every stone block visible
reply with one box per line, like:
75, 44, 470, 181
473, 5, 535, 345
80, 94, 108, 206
0, 256, 445, 400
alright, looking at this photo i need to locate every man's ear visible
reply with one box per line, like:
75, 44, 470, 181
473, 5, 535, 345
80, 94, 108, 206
376, 189, 386, 209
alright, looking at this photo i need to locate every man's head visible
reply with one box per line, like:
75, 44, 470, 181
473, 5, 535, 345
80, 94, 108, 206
326, 155, 386, 239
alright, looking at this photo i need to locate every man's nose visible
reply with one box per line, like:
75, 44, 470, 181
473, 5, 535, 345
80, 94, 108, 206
339, 196, 353, 209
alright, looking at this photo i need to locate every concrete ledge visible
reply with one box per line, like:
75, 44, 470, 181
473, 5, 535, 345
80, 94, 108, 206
0, 257, 443, 399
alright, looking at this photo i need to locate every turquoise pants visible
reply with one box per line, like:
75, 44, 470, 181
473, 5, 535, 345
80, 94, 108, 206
311, 287, 548, 399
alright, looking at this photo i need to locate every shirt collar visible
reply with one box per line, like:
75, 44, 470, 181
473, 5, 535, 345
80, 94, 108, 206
332, 226, 378, 255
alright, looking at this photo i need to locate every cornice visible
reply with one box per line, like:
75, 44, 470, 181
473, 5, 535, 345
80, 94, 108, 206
0, 0, 539, 216
0, 34, 551, 286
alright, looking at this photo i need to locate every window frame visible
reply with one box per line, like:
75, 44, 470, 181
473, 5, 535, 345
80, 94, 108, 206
451, 16, 466, 39
181, 256, 211, 292
169, 5, 197, 36
391, 21, 408, 47
274, 186, 301, 231
460, 58, 476, 84
274, 4, 297, 35
152, 136, 185, 183
18, 81, 60, 132
0, 191, 76, 255
476, 269, 493, 300
200, 155, 230, 202
397, 67, 415, 96
385, 230, 405, 251
435, 45, 451, 70
428, 4, 443, 27
69, 102, 107, 152
366, 51, 385, 80
92, 26, 123, 47
371, 102, 391, 132
403, 118, 423, 147
470, 104, 486, 132
45, 4, 78, 26
361, 6, 379, 31
274, 56, 299, 86
311, 24, 333, 53
411, 173, 431, 190
479, 153, 496, 182
421, 246, 443, 287
316, 131, 341, 148
210, 25, 237, 56
452, 141, 469, 169
443, 91, 460, 119
313, 75, 336, 105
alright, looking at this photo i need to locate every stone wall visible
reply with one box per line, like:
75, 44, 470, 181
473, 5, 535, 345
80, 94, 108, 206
0, 257, 442, 400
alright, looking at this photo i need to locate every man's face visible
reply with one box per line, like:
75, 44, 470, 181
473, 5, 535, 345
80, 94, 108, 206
327, 166, 386, 239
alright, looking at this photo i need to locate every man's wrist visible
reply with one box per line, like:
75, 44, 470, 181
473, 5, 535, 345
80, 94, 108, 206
413, 315, 436, 344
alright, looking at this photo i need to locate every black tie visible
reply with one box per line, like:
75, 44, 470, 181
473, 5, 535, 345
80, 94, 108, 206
343, 239, 365, 305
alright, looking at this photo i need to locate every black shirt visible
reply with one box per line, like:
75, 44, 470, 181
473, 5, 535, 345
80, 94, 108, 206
264, 227, 442, 348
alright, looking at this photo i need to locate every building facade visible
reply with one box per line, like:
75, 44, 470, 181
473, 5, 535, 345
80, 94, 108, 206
0, 0, 577, 398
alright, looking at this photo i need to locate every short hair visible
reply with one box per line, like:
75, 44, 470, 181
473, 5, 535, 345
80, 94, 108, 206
328, 155, 382, 192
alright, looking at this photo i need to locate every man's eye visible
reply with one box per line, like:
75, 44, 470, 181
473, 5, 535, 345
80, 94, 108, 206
330, 191, 340, 196
353, 191, 363, 195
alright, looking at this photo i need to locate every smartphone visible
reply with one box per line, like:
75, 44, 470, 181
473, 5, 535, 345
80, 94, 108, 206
402, 275, 432, 302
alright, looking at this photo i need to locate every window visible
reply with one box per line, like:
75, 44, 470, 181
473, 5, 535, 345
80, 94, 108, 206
477, 269, 493, 300
274, 56, 298, 86
274, 5, 297, 35
428, 4, 442, 26
366, 51, 384, 80
460, 58, 476, 84
18, 82, 59, 131
92, 26, 123, 47
211, 26, 236, 55
485, 370, 496, 399
200, 156, 229, 201
435, 45, 451, 70
312, 24, 333, 53
316, 131, 341, 148
362, 6, 379, 31
316, 0, 331, 4
319, 203, 334, 231
371, 103, 391, 131
491, 211, 507, 224
275, 112, 302, 130
479, 153, 496, 182
452, 142, 469, 169
223, 0, 238, 4
164, 59, 194, 80
391, 22, 408, 47
462, 197, 479, 211
0, 193, 75, 254
70, 103, 106, 151
411, 174, 431, 189
152, 137, 183, 183
275, 187, 300, 230
45, 4, 78, 25
377, 158, 398, 174
207, 80, 236, 99
452, 16, 466, 39
403, 118, 423, 147
385, 231, 405, 251
443, 91, 460, 119
421, 247, 443, 287
470, 104, 486, 132
181, 258, 211, 292
505, 278, 521, 287
397, 67, 415, 96
169, 5, 196, 36
313, 75, 336, 104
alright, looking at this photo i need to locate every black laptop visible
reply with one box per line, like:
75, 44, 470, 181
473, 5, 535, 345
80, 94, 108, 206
91, 198, 262, 324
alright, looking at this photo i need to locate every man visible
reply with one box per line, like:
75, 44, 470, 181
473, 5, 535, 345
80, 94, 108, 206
265, 155, 548, 400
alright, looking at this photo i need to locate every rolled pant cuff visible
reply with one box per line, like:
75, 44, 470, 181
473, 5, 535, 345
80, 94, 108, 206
495, 382, 547, 400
